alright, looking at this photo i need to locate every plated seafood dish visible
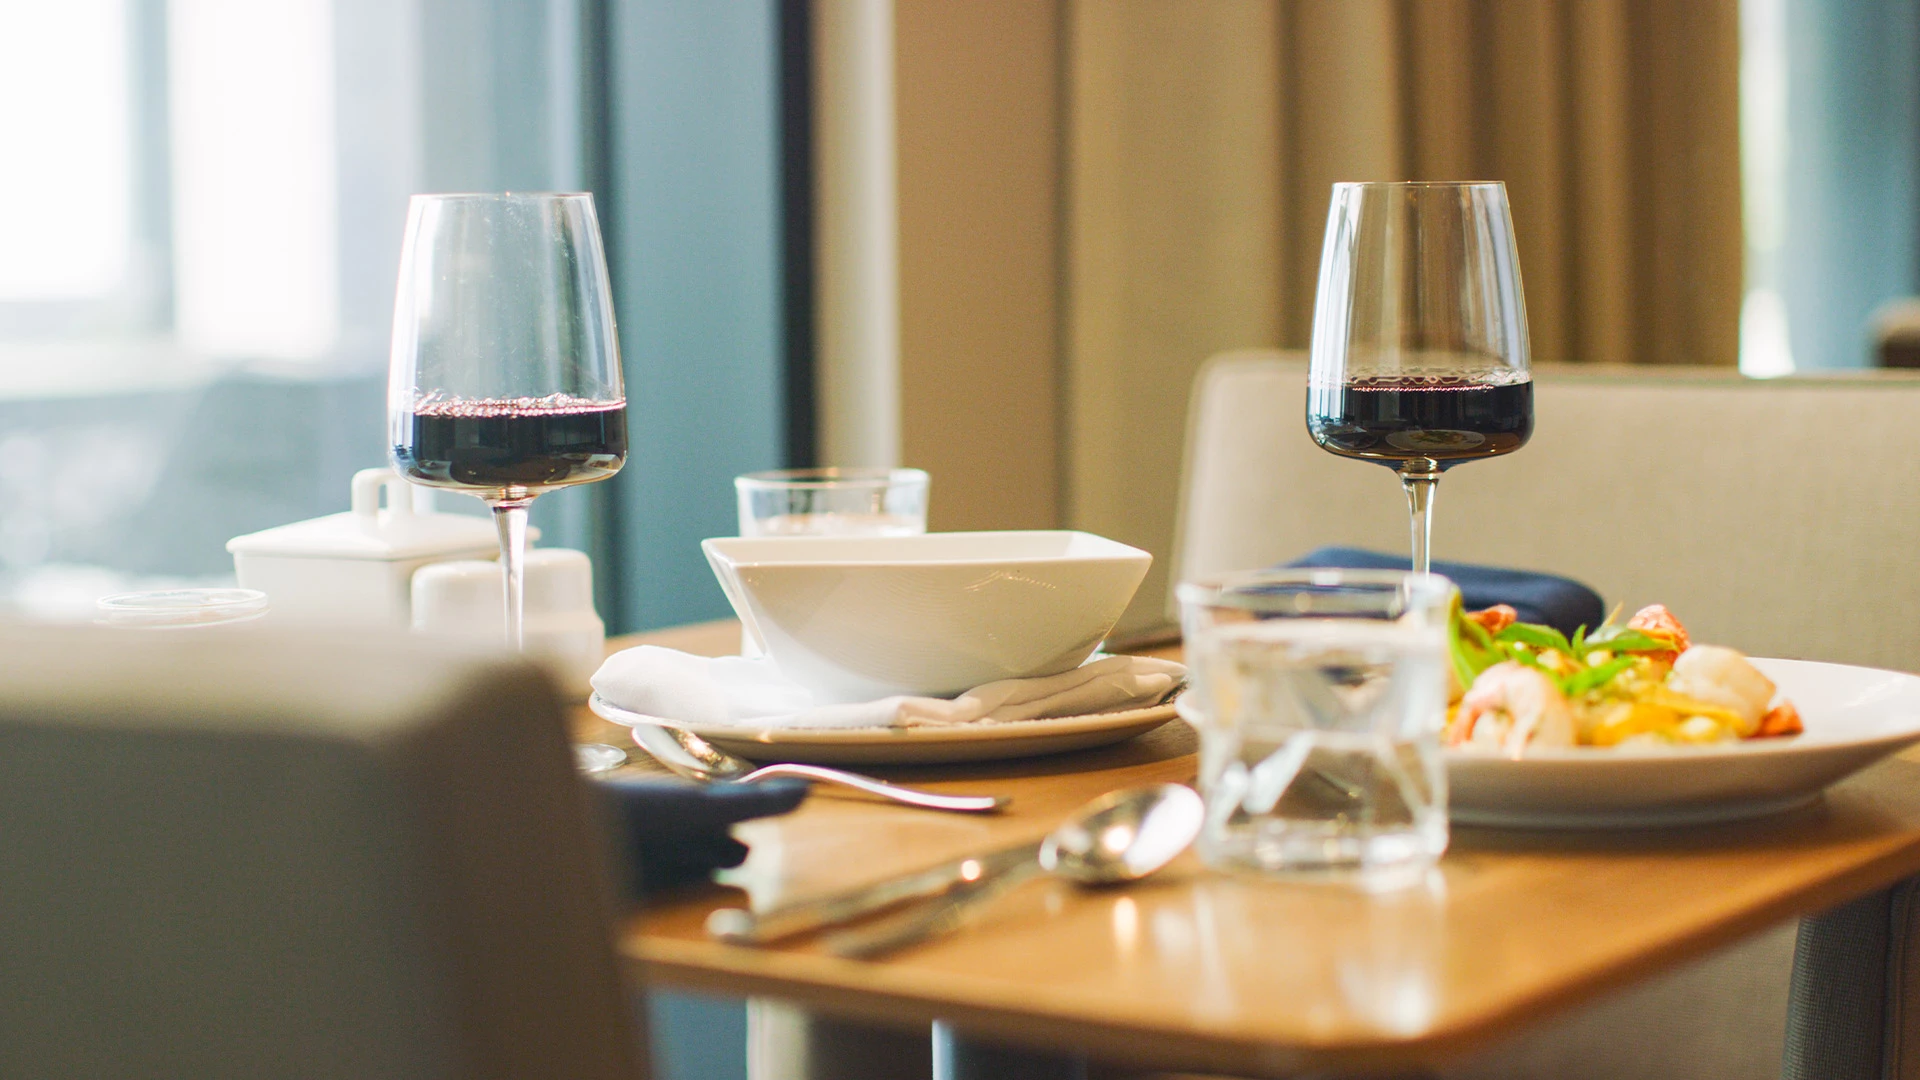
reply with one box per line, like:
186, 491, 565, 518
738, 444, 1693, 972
1446, 602, 1804, 758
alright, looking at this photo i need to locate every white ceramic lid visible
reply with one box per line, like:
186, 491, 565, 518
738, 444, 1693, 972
226, 469, 513, 562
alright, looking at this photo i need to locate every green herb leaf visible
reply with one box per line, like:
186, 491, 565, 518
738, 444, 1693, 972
1496, 621, 1575, 657
1572, 624, 1589, 654
1450, 635, 1482, 691
1449, 598, 1506, 688
1583, 627, 1669, 653
1502, 645, 1550, 672
1564, 655, 1636, 696
1500, 647, 1576, 694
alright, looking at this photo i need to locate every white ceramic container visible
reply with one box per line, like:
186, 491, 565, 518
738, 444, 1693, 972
410, 549, 606, 689
701, 530, 1152, 703
226, 469, 504, 625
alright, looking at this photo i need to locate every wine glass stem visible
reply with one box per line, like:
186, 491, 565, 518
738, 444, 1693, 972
491, 500, 532, 651
1402, 473, 1438, 574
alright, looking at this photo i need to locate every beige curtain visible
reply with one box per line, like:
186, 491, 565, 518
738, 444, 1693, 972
1064, 0, 1286, 634
1064, 0, 1741, 631
1275, 0, 1742, 367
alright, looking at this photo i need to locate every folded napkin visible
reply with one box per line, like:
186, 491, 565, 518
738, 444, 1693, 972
1283, 546, 1605, 638
592, 776, 809, 898
591, 648, 1186, 731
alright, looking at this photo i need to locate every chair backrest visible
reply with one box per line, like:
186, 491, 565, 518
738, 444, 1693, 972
1174, 349, 1920, 671
0, 624, 646, 1080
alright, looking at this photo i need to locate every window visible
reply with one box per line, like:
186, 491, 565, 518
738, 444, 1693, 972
0, 0, 793, 635
1740, 0, 1920, 373
0, 0, 540, 616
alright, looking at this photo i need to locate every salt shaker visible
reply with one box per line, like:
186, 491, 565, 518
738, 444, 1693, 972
411, 548, 606, 690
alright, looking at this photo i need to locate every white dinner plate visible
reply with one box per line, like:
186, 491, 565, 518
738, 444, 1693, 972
588, 693, 1181, 766
1447, 658, 1920, 828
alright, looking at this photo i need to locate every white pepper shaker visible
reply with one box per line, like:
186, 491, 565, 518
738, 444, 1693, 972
411, 548, 606, 691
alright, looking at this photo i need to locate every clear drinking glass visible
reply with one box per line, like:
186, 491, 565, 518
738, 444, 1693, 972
1177, 569, 1456, 886
1305, 181, 1532, 574
729, 467, 930, 655
735, 467, 929, 537
388, 192, 628, 772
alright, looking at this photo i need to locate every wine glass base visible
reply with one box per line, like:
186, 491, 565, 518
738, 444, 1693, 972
576, 743, 628, 774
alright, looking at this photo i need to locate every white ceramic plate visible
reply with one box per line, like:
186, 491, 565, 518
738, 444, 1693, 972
588, 693, 1180, 766
1447, 658, 1920, 828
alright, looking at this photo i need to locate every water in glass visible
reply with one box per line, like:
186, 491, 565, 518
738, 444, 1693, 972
1180, 570, 1454, 885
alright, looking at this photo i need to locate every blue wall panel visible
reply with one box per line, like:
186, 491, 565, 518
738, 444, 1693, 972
604, 0, 786, 632
646, 991, 749, 1080
1780, 0, 1920, 368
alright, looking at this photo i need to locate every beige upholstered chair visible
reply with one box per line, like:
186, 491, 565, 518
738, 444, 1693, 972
0, 624, 647, 1080
1171, 350, 1920, 1080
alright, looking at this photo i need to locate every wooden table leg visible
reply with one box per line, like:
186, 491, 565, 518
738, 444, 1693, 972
932, 1021, 1089, 1080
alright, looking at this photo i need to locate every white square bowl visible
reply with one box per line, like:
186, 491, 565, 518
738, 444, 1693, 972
701, 530, 1153, 703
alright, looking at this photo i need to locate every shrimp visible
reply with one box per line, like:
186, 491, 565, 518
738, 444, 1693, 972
1665, 645, 1777, 737
1627, 604, 1690, 666
1755, 701, 1804, 738
1450, 661, 1576, 758
1465, 604, 1518, 635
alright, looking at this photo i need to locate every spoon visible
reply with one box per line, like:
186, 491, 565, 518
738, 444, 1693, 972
819, 783, 1204, 958
575, 744, 628, 773
627, 718, 1009, 814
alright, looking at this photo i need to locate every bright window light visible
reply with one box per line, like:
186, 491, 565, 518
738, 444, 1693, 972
1740, 288, 1795, 379
0, 1, 133, 301
169, 0, 339, 360
1740, 0, 1794, 377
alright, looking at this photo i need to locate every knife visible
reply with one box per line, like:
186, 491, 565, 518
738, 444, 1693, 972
705, 839, 1041, 945
822, 857, 1043, 958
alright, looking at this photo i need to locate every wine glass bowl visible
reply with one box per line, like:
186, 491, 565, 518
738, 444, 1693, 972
1306, 181, 1532, 573
389, 193, 626, 507
388, 192, 628, 772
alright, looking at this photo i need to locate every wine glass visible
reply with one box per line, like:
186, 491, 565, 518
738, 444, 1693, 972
1306, 181, 1532, 574
388, 192, 629, 773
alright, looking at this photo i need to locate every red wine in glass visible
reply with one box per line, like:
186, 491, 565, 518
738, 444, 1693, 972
1307, 374, 1532, 472
394, 393, 628, 496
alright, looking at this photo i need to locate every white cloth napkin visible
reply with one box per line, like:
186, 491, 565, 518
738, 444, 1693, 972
590, 646, 1186, 731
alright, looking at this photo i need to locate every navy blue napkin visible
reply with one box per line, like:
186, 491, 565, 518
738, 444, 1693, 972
593, 777, 809, 900
1282, 546, 1605, 638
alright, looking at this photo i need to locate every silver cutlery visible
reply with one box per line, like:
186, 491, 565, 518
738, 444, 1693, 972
596, 696, 1009, 814
705, 840, 1038, 945
707, 783, 1203, 955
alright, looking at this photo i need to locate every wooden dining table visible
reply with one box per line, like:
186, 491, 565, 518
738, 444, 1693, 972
578, 620, 1920, 1078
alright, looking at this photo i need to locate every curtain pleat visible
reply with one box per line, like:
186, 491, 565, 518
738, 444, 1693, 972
1064, 0, 1284, 630
1562, 0, 1635, 367
1624, 0, 1743, 368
